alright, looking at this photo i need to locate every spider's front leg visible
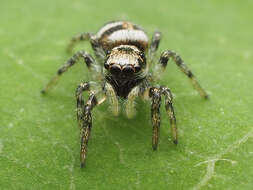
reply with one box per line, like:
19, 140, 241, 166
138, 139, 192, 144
149, 86, 178, 150
76, 82, 106, 168
157, 50, 208, 99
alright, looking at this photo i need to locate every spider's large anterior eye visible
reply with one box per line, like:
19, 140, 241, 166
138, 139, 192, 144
110, 65, 121, 75
122, 66, 134, 74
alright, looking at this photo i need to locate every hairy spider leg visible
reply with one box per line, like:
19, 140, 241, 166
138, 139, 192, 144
104, 82, 119, 116
161, 86, 178, 144
149, 87, 162, 150
67, 32, 92, 53
149, 86, 178, 150
79, 93, 97, 168
156, 50, 208, 99
67, 32, 106, 60
76, 82, 90, 126
41, 51, 96, 94
76, 82, 106, 168
148, 31, 161, 60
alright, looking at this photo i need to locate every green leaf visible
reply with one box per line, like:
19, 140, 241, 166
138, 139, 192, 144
1, 0, 253, 189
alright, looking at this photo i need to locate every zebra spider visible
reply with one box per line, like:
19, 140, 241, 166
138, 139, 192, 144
42, 21, 208, 168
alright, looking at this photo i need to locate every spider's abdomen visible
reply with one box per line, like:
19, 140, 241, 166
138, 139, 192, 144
96, 21, 149, 52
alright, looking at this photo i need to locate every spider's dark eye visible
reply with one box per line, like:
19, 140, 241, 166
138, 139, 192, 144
122, 65, 134, 74
106, 50, 111, 56
138, 51, 145, 59
134, 65, 141, 73
104, 62, 109, 69
110, 65, 121, 75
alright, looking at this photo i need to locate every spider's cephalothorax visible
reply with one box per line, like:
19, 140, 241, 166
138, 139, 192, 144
104, 44, 147, 98
42, 21, 208, 168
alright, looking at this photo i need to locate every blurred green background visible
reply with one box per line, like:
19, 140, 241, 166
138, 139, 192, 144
1, 0, 253, 189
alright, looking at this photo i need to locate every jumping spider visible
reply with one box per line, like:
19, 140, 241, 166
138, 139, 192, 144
41, 21, 208, 168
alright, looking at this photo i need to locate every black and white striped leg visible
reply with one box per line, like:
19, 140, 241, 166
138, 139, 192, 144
149, 86, 178, 150
76, 83, 97, 168
148, 31, 161, 59
161, 87, 178, 144
67, 32, 106, 60
79, 94, 97, 168
76, 82, 92, 168
67, 32, 92, 53
76, 82, 90, 126
41, 50, 95, 94
159, 50, 208, 99
104, 82, 119, 116
76, 82, 106, 168
149, 87, 162, 150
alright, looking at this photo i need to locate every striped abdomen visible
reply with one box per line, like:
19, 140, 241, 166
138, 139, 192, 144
96, 21, 149, 52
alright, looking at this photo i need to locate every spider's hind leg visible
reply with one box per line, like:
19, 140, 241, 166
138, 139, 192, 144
41, 51, 97, 94
148, 31, 162, 60
67, 32, 106, 60
67, 32, 92, 53
158, 50, 208, 99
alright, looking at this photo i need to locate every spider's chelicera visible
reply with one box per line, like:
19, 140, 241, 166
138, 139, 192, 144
42, 21, 208, 168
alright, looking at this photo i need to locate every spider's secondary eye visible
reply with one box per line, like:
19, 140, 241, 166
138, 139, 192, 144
134, 65, 141, 73
104, 62, 109, 69
106, 50, 111, 55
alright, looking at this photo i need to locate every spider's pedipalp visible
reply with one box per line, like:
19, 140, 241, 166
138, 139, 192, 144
104, 82, 119, 116
125, 85, 140, 119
